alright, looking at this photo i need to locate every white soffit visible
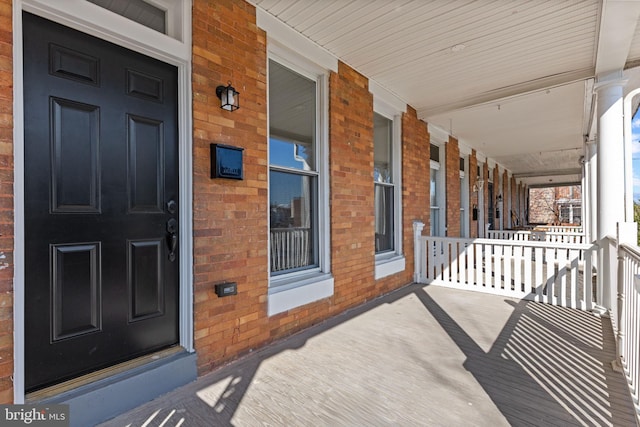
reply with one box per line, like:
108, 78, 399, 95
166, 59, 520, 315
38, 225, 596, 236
256, 8, 337, 72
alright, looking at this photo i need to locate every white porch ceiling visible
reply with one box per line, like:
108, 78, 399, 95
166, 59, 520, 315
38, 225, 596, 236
251, 0, 640, 186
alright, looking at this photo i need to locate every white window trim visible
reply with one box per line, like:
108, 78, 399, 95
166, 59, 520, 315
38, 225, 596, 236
430, 145, 446, 237
14, 0, 193, 403
267, 49, 333, 316
373, 98, 404, 279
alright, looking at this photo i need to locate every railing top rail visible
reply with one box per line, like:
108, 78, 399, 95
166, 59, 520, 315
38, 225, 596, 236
488, 230, 585, 236
534, 225, 582, 229
619, 242, 640, 260
417, 235, 596, 250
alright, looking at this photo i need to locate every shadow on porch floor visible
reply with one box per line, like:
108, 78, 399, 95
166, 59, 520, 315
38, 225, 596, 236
99, 284, 637, 427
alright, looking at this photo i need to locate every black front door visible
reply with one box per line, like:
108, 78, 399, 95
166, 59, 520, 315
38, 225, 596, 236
23, 13, 179, 392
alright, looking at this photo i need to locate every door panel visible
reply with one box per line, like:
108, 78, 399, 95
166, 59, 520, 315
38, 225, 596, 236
23, 12, 179, 392
50, 98, 101, 213
51, 243, 101, 341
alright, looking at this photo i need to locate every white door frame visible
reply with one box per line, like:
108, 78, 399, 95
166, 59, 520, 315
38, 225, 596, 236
13, 0, 194, 402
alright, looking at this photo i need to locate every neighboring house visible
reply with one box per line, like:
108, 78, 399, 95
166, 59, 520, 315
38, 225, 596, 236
0, 1, 638, 425
529, 186, 582, 225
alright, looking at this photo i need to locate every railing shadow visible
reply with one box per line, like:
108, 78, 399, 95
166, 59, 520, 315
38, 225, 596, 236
414, 288, 636, 426
99, 284, 636, 426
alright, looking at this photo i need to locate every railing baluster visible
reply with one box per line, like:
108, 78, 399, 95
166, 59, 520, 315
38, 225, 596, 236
467, 243, 474, 286
569, 248, 578, 309
513, 244, 522, 294
503, 244, 512, 294
485, 242, 493, 288
557, 248, 567, 307
523, 246, 532, 295
450, 240, 458, 284
535, 247, 544, 302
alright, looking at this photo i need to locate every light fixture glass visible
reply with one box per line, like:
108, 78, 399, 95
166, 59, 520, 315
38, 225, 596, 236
216, 82, 240, 111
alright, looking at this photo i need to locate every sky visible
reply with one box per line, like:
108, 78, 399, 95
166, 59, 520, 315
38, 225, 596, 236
633, 113, 640, 202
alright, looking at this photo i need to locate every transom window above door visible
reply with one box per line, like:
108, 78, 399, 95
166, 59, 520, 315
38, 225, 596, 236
85, 0, 185, 40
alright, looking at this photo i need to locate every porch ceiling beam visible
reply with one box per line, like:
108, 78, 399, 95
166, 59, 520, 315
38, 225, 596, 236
595, 0, 640, 75
417, 69, 594, 118
513, 168, 582, 179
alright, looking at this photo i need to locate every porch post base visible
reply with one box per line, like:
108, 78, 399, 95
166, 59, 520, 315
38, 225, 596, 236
591, 305, 610, 318
611, 357, 624, 373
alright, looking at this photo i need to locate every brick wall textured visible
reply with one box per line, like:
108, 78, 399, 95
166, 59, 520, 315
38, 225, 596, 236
469, 151, 478, 238
502, 170, 508, 230
445, 137, 460, 236
511, 176, 518, 227
483, 162, 489, 235
493, 166, 500, 229
329, 62, 377, 307
192, 0, 271, 374
0, 0, 12, 403
396, 106, 429, 284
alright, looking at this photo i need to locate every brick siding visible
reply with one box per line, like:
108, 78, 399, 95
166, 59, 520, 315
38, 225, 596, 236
469, 151, 478, 238
445, 137, 460, 236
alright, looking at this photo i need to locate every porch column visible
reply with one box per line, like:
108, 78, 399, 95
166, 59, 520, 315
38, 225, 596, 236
585, 141, 597, 243
595, 73, 627, 241
594, 73, 627, 313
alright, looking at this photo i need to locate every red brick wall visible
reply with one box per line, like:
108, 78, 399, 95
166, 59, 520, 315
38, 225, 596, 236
469, 151, 478, 238
482, 162, 489, 235
445, 137, 460, 236
511, 176, 517, 227
492, 166, 500, 229
502, 170, 508, 229
329, 62, 376, 307
0, 0, 11, 403
398, 106, 429, 280
192, 0, 270, 374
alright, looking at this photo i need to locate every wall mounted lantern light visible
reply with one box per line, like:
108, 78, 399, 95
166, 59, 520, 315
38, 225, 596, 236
216, 81, 240, 111
472, 179, 485, 193
497, 194, 503, 202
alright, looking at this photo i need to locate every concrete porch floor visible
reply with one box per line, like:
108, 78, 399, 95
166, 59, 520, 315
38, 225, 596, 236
99, 284, 637, 426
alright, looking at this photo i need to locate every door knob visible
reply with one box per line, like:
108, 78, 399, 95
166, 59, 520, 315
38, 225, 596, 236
166, 218, 177, 261
167, 199, 177, 214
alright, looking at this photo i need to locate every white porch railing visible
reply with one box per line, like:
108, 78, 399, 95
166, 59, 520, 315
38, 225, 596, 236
413, 222, 597, 311
270, 227, 310, 272
615, 242, 640, 416
537, 225, 583, 233
487, 230, 585, 244
414, 235, 597, 310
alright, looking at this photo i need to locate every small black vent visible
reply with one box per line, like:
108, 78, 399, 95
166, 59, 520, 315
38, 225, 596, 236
430, 144, 439, 162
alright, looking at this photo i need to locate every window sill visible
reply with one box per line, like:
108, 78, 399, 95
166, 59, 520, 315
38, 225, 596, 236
375, 255, 406, 280
268, 273, 334, 316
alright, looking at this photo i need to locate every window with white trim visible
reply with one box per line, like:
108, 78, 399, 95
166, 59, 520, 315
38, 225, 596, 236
374, 112, 395, 254
430, 144, 443, 236
266, 51, 334, 317
372, 93, 404, 279
269, 59, 321, 277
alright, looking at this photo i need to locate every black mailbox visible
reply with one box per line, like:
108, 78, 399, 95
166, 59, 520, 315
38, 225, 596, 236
211, 143, 244, 180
